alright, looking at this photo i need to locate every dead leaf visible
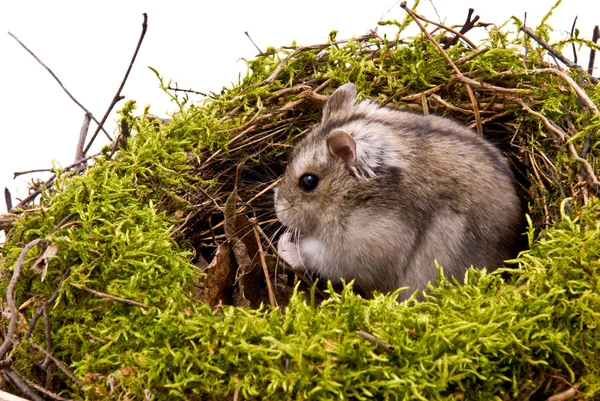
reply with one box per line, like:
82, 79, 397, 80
196, 243, 234, 308
223, 187, 263, 307
32, 243, 59, 282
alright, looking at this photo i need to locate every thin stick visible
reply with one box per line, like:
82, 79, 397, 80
400, 2, 483, 134
0, 239, 45, 360
251, 219, 277, 307
167, 84, 207, 97
7, 33, 113, 142
357, 330, 395, 352
25, 268, 71, 340
71, 283, 148, 308
570, 16, 578, 65
520, 25, 599, 84
9, 176, 55, 211
516, 99, 599, 187
74, 113, 91, 162
4, 188, 12, 211
82, 13, 149, 155
443, 8, 481, 49
13, 152, 100, 179
17, 375, 76, 401
2, 368, 44, 401
399, 4, 477, 49
27, 342, 82, 387
244, 31, 264, 55
588, 26, 600, 75
41, 302, 52, 368
524, 68, 598, 114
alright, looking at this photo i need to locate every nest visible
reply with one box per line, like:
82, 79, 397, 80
1, 3, 599, 400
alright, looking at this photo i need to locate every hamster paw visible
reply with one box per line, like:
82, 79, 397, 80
277, 231, 304, 269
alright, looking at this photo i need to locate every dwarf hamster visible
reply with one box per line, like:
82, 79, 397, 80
274, 83, 522, 300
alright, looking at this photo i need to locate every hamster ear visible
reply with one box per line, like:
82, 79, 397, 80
322, 83, 357, 121
327, 130, 356, 167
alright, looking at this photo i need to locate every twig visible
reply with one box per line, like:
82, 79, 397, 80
25, 268, 71, 340
516, 99, 599, 188
71, 283, 148, 308
244, 31, 264, 55
588, 26, 600, 75
4, 188, 12, 211
400, 2, 483, 134
13, 169, 52, 178
7, 33, 113, 142
570, 16, 578, 65
546, 383, 581, 401
2, 368, 44, 401
167, 84, 207, 97
520, 25, 599, 84
251, 218, 277, 307
18, 375, 77, 401
520, 68, 598, 115
357, 330, 395, 352
399, 3, 477, 49
82, 13, 149, 155
454, 47, 489, 66
9, 176, 55, 212
456, 75, 524, 96
74, 113, 91, 162
443, 8, 480, 49
41, 303, 52, 368
27, 342, 82, 388
0, 239, 45, 361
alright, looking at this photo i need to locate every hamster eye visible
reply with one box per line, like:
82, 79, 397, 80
299, 174, 319, 192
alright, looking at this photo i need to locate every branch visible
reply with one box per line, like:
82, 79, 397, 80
7, 32, 113, 142
516, 99, 599, 188
588, 26, 600, 75
4, 188, 12, 211
74, 113, 91, 162
357, 330, 395, 352
167, 84, 207, 97
400, 2, 483, 135
27, 342, 82, 388
82, 13, 149, 155
442, 8, 481, 49
2, 368, 44, 401
250, 218, 277, 307
520, 25, 599, 84
0, 239, 45, 361
71, 284, 148, 308
399, 3, 477, 49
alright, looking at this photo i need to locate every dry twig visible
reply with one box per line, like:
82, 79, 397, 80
71, 284, 148, 309
520, 25, 599, 84
401, 1, 483, 134
516, 99, 599, 188
251, 218, 277, 307
0, 239, 45, 361
357, 330, 395, 352
82, 13, 149, 155
7, 33, 113, 142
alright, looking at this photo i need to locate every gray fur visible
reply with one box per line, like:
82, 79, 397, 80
274, 83, 522, 300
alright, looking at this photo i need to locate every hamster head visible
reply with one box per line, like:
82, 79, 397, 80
274, 83, 393, 237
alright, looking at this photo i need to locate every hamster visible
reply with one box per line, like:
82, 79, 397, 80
274, 83, 522, 300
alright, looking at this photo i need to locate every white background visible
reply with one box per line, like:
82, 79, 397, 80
1, 0, 599, 213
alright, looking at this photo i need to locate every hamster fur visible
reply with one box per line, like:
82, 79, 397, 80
274, 83, 522, 300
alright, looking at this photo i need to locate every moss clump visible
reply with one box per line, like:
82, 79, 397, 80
1, 2, 599, 400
